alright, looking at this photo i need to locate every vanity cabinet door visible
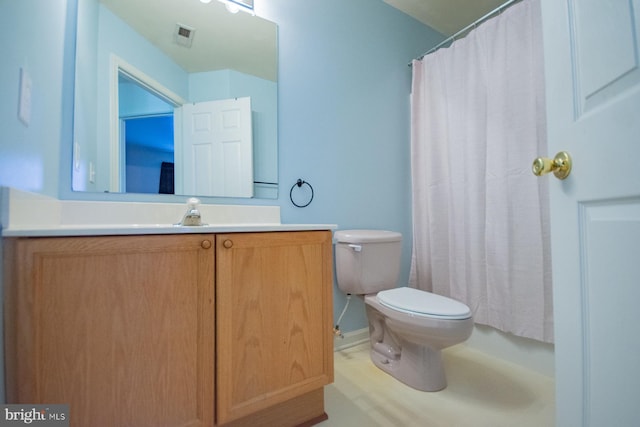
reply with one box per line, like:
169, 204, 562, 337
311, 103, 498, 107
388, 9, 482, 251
215, 231, 334, 426
3, 234, 215, 427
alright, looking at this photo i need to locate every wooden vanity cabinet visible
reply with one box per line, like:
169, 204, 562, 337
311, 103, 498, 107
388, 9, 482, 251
3, 234, 215, 427
215, 231, 334, 426
3, 230, 333, 427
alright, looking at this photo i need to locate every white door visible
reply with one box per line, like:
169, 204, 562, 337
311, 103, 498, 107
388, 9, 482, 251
176, 97, 253, 198
540, 1, 640, 425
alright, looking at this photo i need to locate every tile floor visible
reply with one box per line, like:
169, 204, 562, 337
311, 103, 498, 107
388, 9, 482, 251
319, 342, 555, 427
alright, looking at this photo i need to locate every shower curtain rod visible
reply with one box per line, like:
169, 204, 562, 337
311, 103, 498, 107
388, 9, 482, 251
409, 0, 522, 65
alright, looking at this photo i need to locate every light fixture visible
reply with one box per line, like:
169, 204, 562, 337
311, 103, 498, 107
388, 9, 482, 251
217, 0, 254, 15
199, 0, 213, 3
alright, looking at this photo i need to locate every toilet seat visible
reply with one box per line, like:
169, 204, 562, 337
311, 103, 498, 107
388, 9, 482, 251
377, 287, 472, 320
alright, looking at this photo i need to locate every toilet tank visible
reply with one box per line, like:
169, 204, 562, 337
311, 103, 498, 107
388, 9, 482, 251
334, 230, 402, 295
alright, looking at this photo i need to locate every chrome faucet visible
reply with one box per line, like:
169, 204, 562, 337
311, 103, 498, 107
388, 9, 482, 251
178, 198, 205, 226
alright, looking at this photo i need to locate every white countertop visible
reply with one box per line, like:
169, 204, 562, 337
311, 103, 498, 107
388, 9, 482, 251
1, 223, 337, 237
1, 187, 336, 237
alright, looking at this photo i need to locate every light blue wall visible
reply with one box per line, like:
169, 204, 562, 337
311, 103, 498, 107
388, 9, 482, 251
262, 0, 443, 332
74, 0, 99, 192
97, 4, 190, 99
0, 0, 443, 334
0, 0, 72, 197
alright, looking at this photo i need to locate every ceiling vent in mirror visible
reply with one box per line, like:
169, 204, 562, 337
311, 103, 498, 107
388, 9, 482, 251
174, 23, 195, 48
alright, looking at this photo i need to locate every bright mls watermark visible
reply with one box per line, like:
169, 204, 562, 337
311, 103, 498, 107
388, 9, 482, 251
1, 405, 68, 426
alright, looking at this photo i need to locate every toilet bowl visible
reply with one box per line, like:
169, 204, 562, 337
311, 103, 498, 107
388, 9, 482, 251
334, 230, 473, 391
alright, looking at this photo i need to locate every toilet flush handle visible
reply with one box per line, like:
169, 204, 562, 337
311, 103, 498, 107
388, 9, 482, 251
348, 244, 362, 252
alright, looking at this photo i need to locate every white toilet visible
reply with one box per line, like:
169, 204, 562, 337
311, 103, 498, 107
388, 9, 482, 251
334, 229, 473, 391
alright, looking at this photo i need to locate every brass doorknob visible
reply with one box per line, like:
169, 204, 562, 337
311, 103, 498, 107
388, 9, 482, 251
532, 151, 572, 180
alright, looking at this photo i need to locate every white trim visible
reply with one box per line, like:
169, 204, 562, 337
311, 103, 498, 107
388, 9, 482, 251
330, 325, 554, 378
333, 328, 369, 352
108, 55, 120, 193
108, 55, 187, 193
464, 324, 555, 378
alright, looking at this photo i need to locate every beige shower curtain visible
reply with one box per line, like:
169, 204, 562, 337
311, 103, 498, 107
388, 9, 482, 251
409, 0, 553, 343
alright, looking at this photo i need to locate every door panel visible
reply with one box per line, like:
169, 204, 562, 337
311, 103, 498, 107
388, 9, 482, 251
215, 232, 334, 424
541, 0, 640, 425
4, 235, 215, 427
571, 0, 640, 113
580, 201, 640, 426
177, 97, 253, 198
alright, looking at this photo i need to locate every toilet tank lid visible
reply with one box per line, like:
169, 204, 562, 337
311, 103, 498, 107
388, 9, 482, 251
334, 229, 402, 243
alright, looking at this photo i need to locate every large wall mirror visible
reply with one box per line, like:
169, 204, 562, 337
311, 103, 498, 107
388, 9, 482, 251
73, 0, 278, 198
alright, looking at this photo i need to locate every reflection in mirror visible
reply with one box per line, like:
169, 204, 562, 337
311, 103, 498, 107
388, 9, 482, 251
118, 72, 177, 194
73, 0, 278, 198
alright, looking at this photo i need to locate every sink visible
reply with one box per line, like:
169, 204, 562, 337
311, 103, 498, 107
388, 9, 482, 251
1, 187, 336, 237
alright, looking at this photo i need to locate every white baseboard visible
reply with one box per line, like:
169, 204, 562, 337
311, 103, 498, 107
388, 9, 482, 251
333, 327, 369, 351
332, 325, 555, 379
464, 324, 555, 378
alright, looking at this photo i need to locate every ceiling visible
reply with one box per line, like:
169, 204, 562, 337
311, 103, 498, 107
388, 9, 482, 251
99, 0, 277, 80
383, 0, 511, 36
98, 0, 511, 79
